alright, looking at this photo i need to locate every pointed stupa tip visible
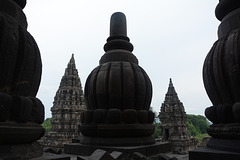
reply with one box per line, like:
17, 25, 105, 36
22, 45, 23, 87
166, 78, 177, 95
69, 53, 75, 66
169, 78, 173, 87
110, 12, 127, 37
70, 53, 75, 62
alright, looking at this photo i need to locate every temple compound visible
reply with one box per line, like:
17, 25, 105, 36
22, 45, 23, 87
39, 54, 86, 148
159, 79, 197, 153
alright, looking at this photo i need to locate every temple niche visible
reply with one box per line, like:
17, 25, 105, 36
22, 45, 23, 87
39, 54, 86, 148
159, 79, 197, 153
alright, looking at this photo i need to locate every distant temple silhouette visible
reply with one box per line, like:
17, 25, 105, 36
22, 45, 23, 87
39, 54, 86, 148
159, 78, 197, 153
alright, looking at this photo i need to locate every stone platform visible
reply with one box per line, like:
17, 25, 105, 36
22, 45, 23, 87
64, 142, 171, 157
0, 142, 43, 160
189, 138, 240, 160
189, 147, 240, 160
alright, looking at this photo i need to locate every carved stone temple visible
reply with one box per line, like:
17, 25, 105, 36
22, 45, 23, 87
39, 54, 86, 148
190, 0, 240, 159
159, 78, 197, 153
0, 0, 45, 159
64, 12, 171, 156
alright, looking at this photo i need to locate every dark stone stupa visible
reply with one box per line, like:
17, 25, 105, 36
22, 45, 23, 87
0, 0, 45, 159
64, 12, 171, 157
190, 0, 240, 159
80, 12, 154, 146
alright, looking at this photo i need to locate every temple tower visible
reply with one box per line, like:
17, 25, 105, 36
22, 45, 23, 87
159, 79, 193, 152
40, 54, 86, 148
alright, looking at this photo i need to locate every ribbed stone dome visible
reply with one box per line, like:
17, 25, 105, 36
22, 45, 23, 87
0, 0, 41, 97
85, 62, 152, 111
84, 12, 152, 111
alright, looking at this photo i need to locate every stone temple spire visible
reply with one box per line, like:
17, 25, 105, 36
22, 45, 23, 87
159, 79, 193, 152
39, 54, 86, 148
164, 78, 180, 104
53, 53, 85, 109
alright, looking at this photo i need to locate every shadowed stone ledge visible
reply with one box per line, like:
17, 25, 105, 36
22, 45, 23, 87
64, 142, 171, 157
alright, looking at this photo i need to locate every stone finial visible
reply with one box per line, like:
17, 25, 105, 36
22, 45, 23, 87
110, 12, 127, 37
102, 12, 135, 63
13, 0, 26, 9
215, 0, 240, 21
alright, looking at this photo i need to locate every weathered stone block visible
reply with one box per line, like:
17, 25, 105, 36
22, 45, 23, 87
107, 109, 121, 124
137, 110, 148, 124
0, 93, 11, 122
84, 110, 93, 124
123, 109, 137, 124
94, 109, 107, 124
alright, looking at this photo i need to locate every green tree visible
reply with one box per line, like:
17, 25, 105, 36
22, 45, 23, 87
42, 118, 51, 134
194, 133, 210, 142
153, 122, 161, 139
150, 107, 161, 139
187, 114, 210, 142
187, 121, 199, 136
187, 114, 209, 134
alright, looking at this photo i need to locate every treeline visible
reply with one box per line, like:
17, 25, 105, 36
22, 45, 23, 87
42, 118, 51, 134
187, 114, 209, 136
187, 114, 210, 141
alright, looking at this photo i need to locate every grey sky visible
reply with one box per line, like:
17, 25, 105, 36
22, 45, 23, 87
24, 0, 219, 119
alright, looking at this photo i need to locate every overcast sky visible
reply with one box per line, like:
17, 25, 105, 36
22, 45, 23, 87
24, 0, 220, 119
